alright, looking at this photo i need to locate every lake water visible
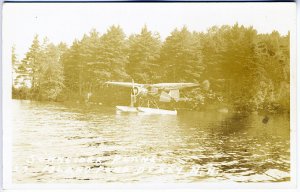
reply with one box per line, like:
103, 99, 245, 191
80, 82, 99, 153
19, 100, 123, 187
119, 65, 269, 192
12, 100, 290, 183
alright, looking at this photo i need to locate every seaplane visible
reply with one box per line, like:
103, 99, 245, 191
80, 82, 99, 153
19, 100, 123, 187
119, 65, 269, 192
105, 80, 200, 115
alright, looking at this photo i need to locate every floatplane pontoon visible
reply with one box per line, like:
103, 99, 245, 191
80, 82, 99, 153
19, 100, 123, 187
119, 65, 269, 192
116, 106, 177, 115
106, 80, 199, 115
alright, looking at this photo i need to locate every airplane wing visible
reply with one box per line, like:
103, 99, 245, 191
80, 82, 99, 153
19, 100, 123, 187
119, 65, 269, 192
105, 82, 200, 91
150, 83, 200, 90
105, 81, 144, 88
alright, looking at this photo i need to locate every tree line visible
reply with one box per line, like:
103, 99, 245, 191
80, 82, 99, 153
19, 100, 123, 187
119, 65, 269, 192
12, 24, 290, 113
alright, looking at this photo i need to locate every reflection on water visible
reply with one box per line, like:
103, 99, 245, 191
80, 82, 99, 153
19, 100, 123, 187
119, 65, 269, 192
12, 100, 290, 183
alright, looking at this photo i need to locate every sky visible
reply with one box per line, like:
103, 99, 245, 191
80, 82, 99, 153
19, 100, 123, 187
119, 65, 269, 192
3, 2, 296, 59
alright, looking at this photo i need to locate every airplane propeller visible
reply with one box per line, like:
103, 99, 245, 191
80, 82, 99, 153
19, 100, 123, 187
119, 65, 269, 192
132, 79, 135, 94
131, 79, 137, 107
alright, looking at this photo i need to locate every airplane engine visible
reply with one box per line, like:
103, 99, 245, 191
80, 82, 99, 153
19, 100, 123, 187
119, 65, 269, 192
132, 86, 148, 96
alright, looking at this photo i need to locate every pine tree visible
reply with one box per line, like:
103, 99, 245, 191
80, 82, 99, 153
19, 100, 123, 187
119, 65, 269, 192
80, 29, 102, 92
39, 43, 64, 100
12, 45, 19, 87
159, 26, 203, 82
127, 26, 161, 83
61, 39, 82, 98
21, 34, 42, 96
96, 25, 129, 81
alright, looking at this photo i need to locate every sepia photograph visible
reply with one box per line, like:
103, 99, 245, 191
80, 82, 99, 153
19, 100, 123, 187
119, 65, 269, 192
1, 1, 297, 190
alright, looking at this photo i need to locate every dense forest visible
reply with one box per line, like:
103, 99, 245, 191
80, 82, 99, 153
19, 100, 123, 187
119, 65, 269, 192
12, 24, 290, 113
